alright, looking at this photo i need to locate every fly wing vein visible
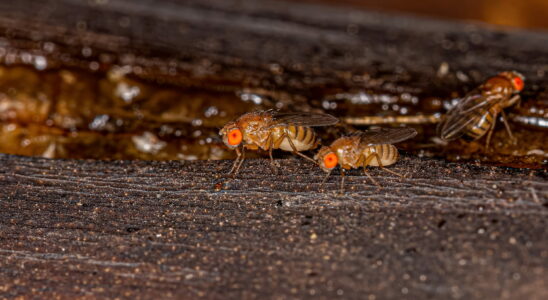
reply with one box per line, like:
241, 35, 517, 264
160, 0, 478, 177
267, 112, 339, 128
357, 128, 418, 146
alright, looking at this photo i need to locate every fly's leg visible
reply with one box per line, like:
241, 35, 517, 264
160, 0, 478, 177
229, 147, 246, 178
283, 128, 317, 164
511, 95, 521, 109
500, 110, 516, 144
361, 154, 380, 187
484, 113, 498, 151
228, 147, 241, 174
339, 169, 346, 194
319, 169, 332, 192
267, 134, 280, 174
371, 153, 404, 178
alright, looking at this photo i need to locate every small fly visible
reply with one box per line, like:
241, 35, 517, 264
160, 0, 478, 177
315, 127, 417, 193
438, 71, 525, 149
219, 110, 339, 176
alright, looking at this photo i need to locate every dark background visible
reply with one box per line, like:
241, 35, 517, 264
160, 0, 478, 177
295, 0, 548, 29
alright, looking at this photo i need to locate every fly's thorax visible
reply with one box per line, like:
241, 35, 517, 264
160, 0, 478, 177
326, 136, 359, 168
334, 144, 358, 168
329, 136, 357, 150
483, 77, 513, 97
244, 126, 271, 149
235, 114, 272, 149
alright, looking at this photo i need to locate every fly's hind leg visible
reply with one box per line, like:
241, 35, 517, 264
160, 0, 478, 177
282, 128, 317, 165
228, 148, 241, 174
370, 153, 404, 178
361, 154, 381, 187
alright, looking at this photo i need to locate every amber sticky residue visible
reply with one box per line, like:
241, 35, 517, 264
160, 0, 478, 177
0, 64, 266, 160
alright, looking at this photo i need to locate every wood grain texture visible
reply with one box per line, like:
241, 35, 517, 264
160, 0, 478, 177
0, 154, 547, 299
1, 0, 547, 96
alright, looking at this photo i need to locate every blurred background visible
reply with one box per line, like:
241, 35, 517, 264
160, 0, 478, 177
0, 0, 546, 165
296, 0, 548, 29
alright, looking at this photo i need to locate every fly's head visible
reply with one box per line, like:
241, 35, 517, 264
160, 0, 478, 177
499, 71, 525, 93
219, 121, 243, 149
315, 146, 338, 172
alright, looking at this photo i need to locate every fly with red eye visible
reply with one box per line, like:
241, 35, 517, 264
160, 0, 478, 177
438, 70, 525, 150
315, 127, 417, 193
512, 76, 524, 91
219, 110, 339, 177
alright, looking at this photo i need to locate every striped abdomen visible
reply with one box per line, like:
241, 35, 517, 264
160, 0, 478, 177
463, 110, 495, 141
273, 125, 318, 152
363, 144, 399, 167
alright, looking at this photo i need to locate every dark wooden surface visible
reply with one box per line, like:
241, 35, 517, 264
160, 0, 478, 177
1, 0, 548, 95
0, 0, 547, 299
0, 154, 547, 299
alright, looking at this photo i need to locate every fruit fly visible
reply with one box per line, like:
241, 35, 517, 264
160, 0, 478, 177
315, 127, 417, 193
219, 110, 339, 176
438, 71, 525, 149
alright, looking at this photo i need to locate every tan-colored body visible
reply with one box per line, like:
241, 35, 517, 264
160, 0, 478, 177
438, 71, 524, 148
329, 136, 398, 170
450, 76, 517, 141
315, 127, 417, 192
234, 112, 318, 152
219, 110, 339, 176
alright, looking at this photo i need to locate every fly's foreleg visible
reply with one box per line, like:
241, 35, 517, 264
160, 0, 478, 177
229, 147, 246, 177
228, 147, 241, 174
320, 169, 333, 190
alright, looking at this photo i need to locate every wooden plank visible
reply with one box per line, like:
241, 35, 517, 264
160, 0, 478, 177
0, 154, 547, 298
0, 0, 546, 165
1, 0, 547, 94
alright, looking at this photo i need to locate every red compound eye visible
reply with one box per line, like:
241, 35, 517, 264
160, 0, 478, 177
512, 76, 524, 91
323, 153, 338, 169
227, 128, 242, 146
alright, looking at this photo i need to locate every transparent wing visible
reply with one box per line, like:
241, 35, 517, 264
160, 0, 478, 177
267, 111, 339, 128
438, 89, 506, 140
354, 127, 418, 146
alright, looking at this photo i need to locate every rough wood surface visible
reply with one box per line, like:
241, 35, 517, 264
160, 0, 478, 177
0, 154, 547, 299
